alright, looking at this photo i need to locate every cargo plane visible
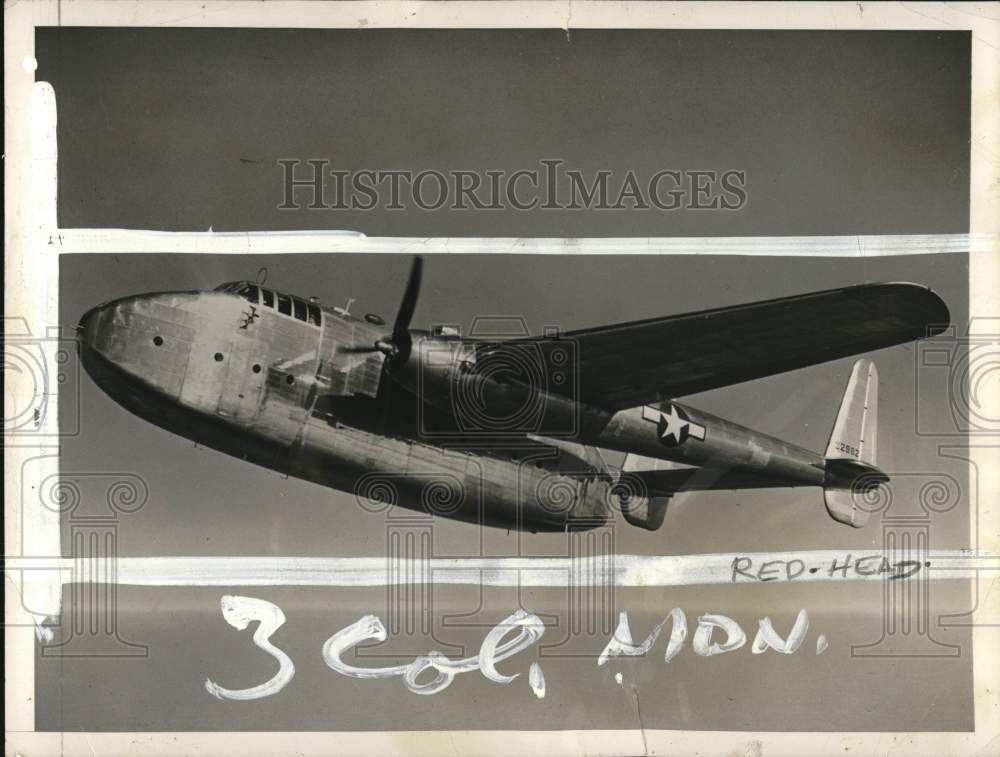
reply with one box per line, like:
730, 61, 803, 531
77, 258, 949, 532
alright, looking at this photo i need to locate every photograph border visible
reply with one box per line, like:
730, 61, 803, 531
5, 2, 998, 755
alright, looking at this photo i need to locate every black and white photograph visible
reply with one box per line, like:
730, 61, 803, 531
5, 4, 999, 756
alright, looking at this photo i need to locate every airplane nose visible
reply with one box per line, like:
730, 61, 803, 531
77, 293, 196, 402
77, 304, 104, 352
76, 307, 101, 346
76, 302, 119, 391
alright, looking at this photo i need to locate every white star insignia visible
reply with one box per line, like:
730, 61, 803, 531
658, 405, 689, 444
641, 403, 707, 445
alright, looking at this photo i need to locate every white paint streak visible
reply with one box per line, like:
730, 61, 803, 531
321, 615, 410, 679
478, 610, 545, 684
816, 634, 829, 655
19, 82, 63, 640
403, 653, 466, 696
598, 611, 666, 666
528, 662, 546, 699
204, 595, 295, 701
751, 609, 810, 654
321, 609, 544, 696
53, 228, 989, 257
664, 608, 688, 663
8, 550, 985, 588
692, 614, 747, 657
598, 608, 688, 666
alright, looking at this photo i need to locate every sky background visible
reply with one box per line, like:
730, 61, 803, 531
36, 28, 973, 732
57, 251, 969, 558
36, 28, 970, 236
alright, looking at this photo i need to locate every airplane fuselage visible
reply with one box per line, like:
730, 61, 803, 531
78, 289, 614, 531
77, 284, 878, 532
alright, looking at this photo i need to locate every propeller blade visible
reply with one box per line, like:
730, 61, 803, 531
391, 256, 423, 361
338, 257, 423, 367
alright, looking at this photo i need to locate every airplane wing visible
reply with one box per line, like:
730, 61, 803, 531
496, 282, 949, 411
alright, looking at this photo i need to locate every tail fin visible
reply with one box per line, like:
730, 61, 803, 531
823, 359, 886, 527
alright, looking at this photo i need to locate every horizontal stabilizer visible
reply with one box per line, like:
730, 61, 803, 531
622, 452, 696, 475
622, 453, 803, 494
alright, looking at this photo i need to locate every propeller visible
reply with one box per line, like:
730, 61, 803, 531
385, 255, 423, 365
374, 256, 422, 433
339, 256, 423, 370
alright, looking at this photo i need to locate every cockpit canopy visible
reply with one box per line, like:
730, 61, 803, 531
214, 281, 322, 327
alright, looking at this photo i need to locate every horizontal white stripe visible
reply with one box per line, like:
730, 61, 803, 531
6, 551, 993, 588
52, 230, 990, 256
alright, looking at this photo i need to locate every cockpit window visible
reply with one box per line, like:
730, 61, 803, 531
235, 284, 259, 304
213, 282, 320, 327
277, 293, 292, 316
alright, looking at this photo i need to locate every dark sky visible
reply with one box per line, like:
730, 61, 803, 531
36, 28, 970, 236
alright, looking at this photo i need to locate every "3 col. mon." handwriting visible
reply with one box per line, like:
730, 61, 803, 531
204, 596, 826, 701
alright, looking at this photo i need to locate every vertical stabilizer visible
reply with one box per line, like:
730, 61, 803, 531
823, 359, 884, 527
826, 358, 878, 465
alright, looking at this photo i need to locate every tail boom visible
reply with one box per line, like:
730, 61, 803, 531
609, 358, 886, 530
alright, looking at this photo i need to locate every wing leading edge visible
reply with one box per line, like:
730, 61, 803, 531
508, 282, 949, 411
